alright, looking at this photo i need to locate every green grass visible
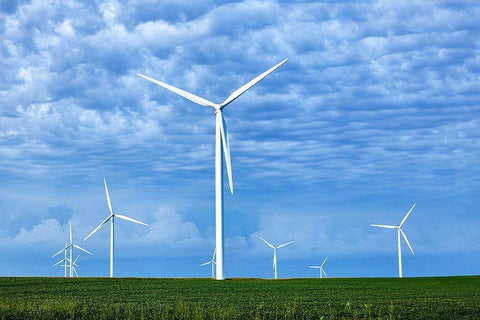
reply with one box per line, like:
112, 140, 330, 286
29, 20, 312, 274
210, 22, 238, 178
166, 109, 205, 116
0, 276, 479, 319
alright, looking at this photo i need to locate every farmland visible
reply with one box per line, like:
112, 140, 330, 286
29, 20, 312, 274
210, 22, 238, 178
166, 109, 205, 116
0, 276, 478, 319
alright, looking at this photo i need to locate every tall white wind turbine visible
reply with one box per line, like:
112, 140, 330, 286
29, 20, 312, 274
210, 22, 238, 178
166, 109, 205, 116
52, 222, 92, 277
199, 248, 216, 278
309, 257, 328, 278
371, 203, 416, 278
138, 58, 288, 280
84, 178, 149, 277
260, 237, 293, 279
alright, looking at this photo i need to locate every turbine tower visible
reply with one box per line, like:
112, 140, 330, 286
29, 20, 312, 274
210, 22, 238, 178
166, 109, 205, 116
53, 222, 92, 277
371, 203, 416, 278
309, 257, 328, 278
260, 237, 293, 279
199, 248, 216, 278
138, 58, 287, 280
84, 178, 149, 277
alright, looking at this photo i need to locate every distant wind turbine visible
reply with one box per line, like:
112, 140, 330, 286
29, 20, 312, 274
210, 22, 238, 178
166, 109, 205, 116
309, 257, 328, 278
199, 248, 216, 278
260, 237, 293, 279
53, 222, 92, 277
371, 203, 416, 278
84, 178, 149, 277
138, 58, 288, 280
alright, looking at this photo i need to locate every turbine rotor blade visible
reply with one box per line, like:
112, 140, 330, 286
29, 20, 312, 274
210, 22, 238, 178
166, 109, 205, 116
115, 214, 149, 226
370, 224, 396, 229
73, 266, 78, 277
199, 261, 211, 267
51, 259, 65, 267
400, 203, 416, 227
277, 241, 294, 248
84, 215, 112, 241
104, 178, 114, 215
322, 268, 327, 278
52, 246, 67, 258
218, 113, 233, 194
308, 266, 320, 269
321, 257, 328, 267
73, 244, 92, 255
400, 228, 414, 255
259, 237, 275, 249
212, 248, 216, 261
220, 58, 288, 108
137, 74, 218, 109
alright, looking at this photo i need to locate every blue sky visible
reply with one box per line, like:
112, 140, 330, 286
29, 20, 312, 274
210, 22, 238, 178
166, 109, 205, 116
0, 0, 479, 278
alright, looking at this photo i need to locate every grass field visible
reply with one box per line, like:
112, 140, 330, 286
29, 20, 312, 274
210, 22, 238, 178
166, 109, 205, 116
0, 276, 478, 319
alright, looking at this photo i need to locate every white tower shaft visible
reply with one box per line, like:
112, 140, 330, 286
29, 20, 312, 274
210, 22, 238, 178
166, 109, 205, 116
69, 223, 73, 278
64, 242, 67, 278
398, 228, 402, 278
110, 216, 114, 278
274, 249, 277, 279
215, 112, 224, 280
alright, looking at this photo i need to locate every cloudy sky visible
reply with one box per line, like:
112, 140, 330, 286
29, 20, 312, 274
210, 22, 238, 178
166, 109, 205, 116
0, 0, 479, 278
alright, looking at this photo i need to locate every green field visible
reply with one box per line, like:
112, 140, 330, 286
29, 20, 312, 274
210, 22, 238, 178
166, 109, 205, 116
0, 276, 479, 319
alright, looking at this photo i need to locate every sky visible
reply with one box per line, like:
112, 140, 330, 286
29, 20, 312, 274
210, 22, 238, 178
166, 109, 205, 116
0, 0, 479, 279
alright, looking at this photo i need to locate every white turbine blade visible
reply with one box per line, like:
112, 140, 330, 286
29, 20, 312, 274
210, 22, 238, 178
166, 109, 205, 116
74, 255, 80, 264
51, 259, 65, 267
308, 266, 320, 269
115, 214, 149, 226
277, 241, 294, 248
199, 261, 211, 267
218, 113, 233, 194
52, 246, 67, 258
69, 222, 72, 244
321, 257, 328, 267
73, 244, 92, 255
220, 58, 288, 108
104, 178, 114, 215
322, 268, 327, 278
400, 203, 416, 227
400, 229, 414, 255
73, 266, 79, 277
137, 73, 217, 109
260, 237, 275, 249
84, 215, 112, 241
370, 224, 396, 229
212, 249, 216, 262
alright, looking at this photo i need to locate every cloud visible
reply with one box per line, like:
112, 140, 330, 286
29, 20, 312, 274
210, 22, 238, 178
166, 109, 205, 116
12, 218, 65, 243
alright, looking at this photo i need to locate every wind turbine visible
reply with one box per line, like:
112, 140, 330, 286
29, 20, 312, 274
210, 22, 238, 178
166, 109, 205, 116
199, 248, 216, 278
371, 203, 416, 278
84, 178, 149, 277
52, 222, 92, 277
260, 237, 293, 279
138, 58, 288, 280
309, 257, 328, 278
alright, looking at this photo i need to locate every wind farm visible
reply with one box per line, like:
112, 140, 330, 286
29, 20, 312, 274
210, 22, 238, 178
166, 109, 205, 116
1, 0, 480, 318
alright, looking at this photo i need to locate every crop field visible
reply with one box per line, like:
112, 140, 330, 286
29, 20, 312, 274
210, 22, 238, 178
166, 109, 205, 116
0, 276, 478, 319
